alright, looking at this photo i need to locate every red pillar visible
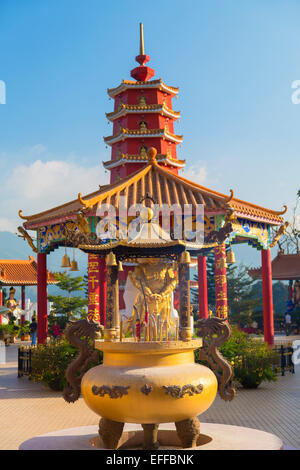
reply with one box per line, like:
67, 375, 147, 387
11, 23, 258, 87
99, 257, 107, 326
37, 253, 48, 344
261, 249, 274, 346
214, 244, 228, 319
21, 285, 26, 325
0, 287, 2, 324
197, 255, 208, 319
87, 254, 100, 322
289, 280, 294, 301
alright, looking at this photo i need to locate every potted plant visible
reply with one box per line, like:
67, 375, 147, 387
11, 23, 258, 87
7, 322, 21, 343
20, 321, 31, 341
0, 324, 10, 345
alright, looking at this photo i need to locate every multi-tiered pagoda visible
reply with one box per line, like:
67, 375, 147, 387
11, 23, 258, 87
103, 24, 185, 184
19, 24, 287, 346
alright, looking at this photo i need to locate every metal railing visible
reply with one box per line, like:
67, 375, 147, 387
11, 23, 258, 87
273, 345, 295, 376
17, 345, 36, 378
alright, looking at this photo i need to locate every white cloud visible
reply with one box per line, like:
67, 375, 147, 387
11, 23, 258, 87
0, 157, 107, 232
0, 218, 18, 233
181, 164, 208, 185
28, 144, 47, 156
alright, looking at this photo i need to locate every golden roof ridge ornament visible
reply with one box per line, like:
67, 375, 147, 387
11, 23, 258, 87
18, 210, 29, 220
147, 147, 157, 164
139, 22, 145, 56
273, 205, 288, 216
225, 189, 234, 203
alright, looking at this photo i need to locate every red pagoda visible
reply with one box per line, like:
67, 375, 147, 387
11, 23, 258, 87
19, 24, 287, 346
103, 23, 185, 184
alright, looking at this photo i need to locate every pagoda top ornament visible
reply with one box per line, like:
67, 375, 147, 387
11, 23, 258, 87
130, 23, 155, 82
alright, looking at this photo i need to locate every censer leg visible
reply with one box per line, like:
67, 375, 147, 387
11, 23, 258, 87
175, 417, 200, 448
142, 423, 160, 449
98, 418, 124, 449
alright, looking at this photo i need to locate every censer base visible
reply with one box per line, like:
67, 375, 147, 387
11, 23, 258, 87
19, 423, 283, 450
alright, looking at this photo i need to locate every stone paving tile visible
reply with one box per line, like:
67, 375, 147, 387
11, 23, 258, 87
0, 341, 299, 450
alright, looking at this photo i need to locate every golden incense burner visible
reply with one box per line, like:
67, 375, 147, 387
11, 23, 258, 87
63, 202, 235, 450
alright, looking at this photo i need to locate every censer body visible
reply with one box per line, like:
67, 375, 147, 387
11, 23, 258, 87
81, 340, 218, 424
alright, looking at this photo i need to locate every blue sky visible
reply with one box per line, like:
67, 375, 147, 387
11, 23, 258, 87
0, 0, 300, 267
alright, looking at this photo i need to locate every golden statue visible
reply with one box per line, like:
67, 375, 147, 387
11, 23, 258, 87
138, 95, 147, 106
270, 221, 289, 248
139, 121, 147, 131
6, 287, 21, 322
127, 258, 177, 335
139, 146, 147, 157
76, 213, 91, 234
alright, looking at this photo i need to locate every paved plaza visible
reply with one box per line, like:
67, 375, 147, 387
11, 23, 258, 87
0, 341, 299, 450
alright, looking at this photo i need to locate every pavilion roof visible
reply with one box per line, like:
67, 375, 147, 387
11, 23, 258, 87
107, 79, 179, 98
103, 127, 183, 146
106, 103, 180, 121
21, 150, 285, 229
0, 257, 57, 286
248, 251, 300, 281
102, 152, 186, 170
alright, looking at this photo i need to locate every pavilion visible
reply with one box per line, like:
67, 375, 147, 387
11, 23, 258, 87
249, 250, 300, 308
18, 24, 287, 345
0, 256, 57, 324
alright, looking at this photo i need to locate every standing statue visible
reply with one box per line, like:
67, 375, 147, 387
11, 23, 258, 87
294, 280, 300, 307
127, 258, 177, 334
6, 287, 20, 322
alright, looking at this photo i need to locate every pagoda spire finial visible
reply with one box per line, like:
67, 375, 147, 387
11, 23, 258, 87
131, 23, 155, 82
139, 22, 145, 55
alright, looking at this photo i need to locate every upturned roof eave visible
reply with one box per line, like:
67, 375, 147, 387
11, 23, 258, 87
21, 160, 285, 228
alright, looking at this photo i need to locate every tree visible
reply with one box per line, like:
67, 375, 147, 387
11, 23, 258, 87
191, 252, 215, 310
192, 254, 260, 325
226, 263, 260, 326
48, 273, 88, 330
274, 191, 300, 254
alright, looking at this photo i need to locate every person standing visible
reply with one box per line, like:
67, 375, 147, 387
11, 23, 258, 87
29, 314, 38, 346
52, 321, 62, 339
285, 312, 292, 336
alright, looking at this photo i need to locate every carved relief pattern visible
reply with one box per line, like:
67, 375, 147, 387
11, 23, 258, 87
140, 384, 153, 395
92, 385, 130, 399
106, 265, 119, 329
162, 384, 203, 398
178, 262, 190, 328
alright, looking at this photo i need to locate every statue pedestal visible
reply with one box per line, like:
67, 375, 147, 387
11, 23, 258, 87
19, 423, 283, 450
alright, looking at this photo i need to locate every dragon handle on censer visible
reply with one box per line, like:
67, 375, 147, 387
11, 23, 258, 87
63, 315, 235, 449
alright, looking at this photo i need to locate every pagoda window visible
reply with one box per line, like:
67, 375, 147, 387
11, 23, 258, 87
139, 146, 147, 157
139, 121, 148, 131
138, 96, 147, 106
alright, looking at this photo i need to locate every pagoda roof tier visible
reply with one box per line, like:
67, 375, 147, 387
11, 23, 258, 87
0, 257, 57, 286
249, 251, 300, 281
103, 128, 183, 146
107, 79, 179, 98
21, 149, 285, 229
102, 152, 186, 170
106, 103, 180, 122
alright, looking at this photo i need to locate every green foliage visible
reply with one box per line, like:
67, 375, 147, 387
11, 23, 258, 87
48, 272, 88, 324
219, 326, 278, 388
7, 322, 21, 337
53, 272, 86, 296
0, 324, 10, 340
30, 337, 102, 391
20, 321, 30, 336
